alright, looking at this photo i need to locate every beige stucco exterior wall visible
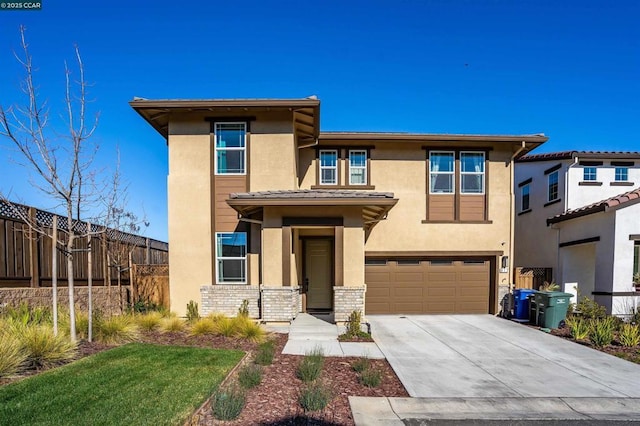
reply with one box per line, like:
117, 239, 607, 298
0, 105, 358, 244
249, 117, 297, 191
167, 116, 213, 316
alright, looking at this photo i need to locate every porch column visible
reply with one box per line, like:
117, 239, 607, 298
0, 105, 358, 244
334, 210, 366, 322
335, 225, 344, 286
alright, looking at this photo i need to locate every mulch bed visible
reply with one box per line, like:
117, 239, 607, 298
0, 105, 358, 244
1, 329, 408, 425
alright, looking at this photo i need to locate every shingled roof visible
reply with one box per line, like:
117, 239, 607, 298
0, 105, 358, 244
229, 190, 394, 199
519, 151, 640, 163
547, 187, 640, 225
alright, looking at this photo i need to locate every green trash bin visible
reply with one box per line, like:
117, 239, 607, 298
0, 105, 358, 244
534, 291, 573, 329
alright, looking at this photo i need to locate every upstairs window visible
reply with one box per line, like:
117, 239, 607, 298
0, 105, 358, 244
349, 150, 367, 185
215, 123, 246, 174
521, 183, 530, 211
216, 232, 247, 284
547, 171, 559, 202
615, 167, 629, 182
583, 167, 597, 181
460, 152, 485, 194
319, 150, 338, 185
429, 151, 454, 194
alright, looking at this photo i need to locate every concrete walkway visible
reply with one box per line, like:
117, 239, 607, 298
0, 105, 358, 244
274, 313, 384, 358
349, 315, 640, 424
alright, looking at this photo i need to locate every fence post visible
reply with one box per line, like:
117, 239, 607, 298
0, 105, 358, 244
28, 207, 40, 288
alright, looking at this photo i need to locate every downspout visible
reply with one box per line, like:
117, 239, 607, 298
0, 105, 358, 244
565, 155, 579, 211
509, 142, 527, 298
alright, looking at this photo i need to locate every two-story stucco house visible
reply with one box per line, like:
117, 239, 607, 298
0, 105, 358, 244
515, 151, 640, 315
131, 97, 547, 321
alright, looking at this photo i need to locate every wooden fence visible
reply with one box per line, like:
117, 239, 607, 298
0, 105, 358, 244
131, 264, 170, 308
0, 200, 169, 289
514, 267, 553, 290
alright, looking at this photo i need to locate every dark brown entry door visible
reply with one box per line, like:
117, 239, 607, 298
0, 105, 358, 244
304, 239, 333, 310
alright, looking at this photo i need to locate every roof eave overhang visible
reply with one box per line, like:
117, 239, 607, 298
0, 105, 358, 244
318, 133, 549, 144
547, 196, 640, 225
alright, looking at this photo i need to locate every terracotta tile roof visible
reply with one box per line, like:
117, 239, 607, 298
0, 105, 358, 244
547, 187, 640, 225
229, 190, 394, 199
519, 151, 640, 163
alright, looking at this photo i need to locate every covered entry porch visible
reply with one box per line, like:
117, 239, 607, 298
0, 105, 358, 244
227, 190, 397, 322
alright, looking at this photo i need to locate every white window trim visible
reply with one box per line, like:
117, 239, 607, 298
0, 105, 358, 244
583, 166, 597, 181
548, 170, 559, 202
460, 151, 485, 195
214, 122, 246, 176
348, 149, 367, 185
319, 149, 338, 185
429, 150, 455, 194
615, 167, 629, 182
215, 232, 247, 285
521, 183, 530, 211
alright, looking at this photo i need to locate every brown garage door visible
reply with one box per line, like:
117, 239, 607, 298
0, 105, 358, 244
365, 259, 490, 314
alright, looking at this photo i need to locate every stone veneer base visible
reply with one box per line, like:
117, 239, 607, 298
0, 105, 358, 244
334, 286, 365, 323
0, 287, 129, 313
200, 285, 260, 318
261, 286, 300, 322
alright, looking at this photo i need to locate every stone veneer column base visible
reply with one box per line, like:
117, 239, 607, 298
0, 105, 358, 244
260, 286, 300, 322
334, 286, 365, 323
200, 285, 260, 318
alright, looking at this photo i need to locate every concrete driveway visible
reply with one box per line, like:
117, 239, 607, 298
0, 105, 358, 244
349, 315, 640, 424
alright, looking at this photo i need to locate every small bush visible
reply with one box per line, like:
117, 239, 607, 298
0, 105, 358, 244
238, 299, 250, 318
0, 331, 28, 377
190, 318, 217, 336
297, 347, 324, 383
299, 381, 332, 412
358, 367, 382, 388
95, 315, 139, 345
565, 316, 591, 340
20, 325, 77, 367
351, 357, 371, 373
131, 298, 163, 314
212, 385, 245, 421
576, 297, 607, 320
160, 316, 185, 333
539, 281, 560, 292
346, 310, 362, 336
236, 319, 265, 343
255, 340, 276, 366
619, 323, 640, 347
590, 317, 616, 347
238, 364, 263, 389
186, 300, 200, 323
136, 312, 163, 331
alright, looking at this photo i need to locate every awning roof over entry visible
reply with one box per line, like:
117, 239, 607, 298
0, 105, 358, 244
227, 190, 398, 232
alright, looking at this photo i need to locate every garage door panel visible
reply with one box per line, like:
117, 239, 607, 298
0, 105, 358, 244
365, 257, 490, 315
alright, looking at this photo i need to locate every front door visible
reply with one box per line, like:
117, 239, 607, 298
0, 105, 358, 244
304, 239, 333, 310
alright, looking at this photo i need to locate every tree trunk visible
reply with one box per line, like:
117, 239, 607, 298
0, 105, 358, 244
117, 266, 122, 313
52, 216, 58, 336
106, 251, 112, 315
67, 214, 77, 342
87, 223, 93, 342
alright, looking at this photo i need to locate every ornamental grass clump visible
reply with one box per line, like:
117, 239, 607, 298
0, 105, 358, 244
238, 364, 263, 389
136, 311, 163, 332
0, 329, 28, 377
235, 319, 266, 343
358, 366, 382, 388
19, 325, 77, 367
160, 316, 185, 333
297, 347, 324, 382
211, 385, 245, 421
299, 380, 333, 412
215, 317, 237, 337
565, 316, 591, 341
590, 316, 616, 347
190, 318, 217, 336
254, 340, 276, 366
351, 357, 371, 373
94, 315, 139, 345
618, 323, 640, 347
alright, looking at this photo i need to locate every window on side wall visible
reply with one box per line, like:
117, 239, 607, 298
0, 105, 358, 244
547, 171, 559, 202
349, 150, 367, 185
429, 151, 454, 194
216, 232, 247, 284
615, 167, 629, 182
583, 167, 597, 181
215, 123, 246, 174
460, 152, 485, 194
319, 150, 338, 185
521, 183, 530, 211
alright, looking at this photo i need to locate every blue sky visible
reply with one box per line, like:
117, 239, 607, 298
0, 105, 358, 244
0, 0, 638, 241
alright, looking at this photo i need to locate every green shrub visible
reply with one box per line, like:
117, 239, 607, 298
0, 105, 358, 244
186, 300, 200, 323
590, 317, 616, 347
95, 315, 139, 345
254, 340, 276, 366
190, 318, 217, 335
346, 310, 362, 336
565, 316, 591, 340
216, 317, 237, 337
358, 367, 382, 388
576, 297, 607, 319
20, 325, 77, 367
235, 319, 265, 343
4, 302, 52, 327
212, 385, 245, 421
0, 330, 28, 377
238, 364, 262, 389
351, 357, 371, 373
297, 347, 324, 382
237, 299, 250, 318
131, 298, 164, 314
619, 323, 640, 347
539, 281, 560, 292
299, 381, 332, 412
136, 312, 163, 331
160, 316, 185, 333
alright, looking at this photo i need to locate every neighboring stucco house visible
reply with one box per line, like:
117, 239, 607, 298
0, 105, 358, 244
131, 97, 547, 321
515, 151, 640, 315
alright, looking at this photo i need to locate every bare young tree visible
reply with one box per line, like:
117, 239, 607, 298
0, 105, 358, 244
0, 27, 100, 342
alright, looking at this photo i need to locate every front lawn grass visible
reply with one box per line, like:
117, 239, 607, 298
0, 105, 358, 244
0, 343, 244, 426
